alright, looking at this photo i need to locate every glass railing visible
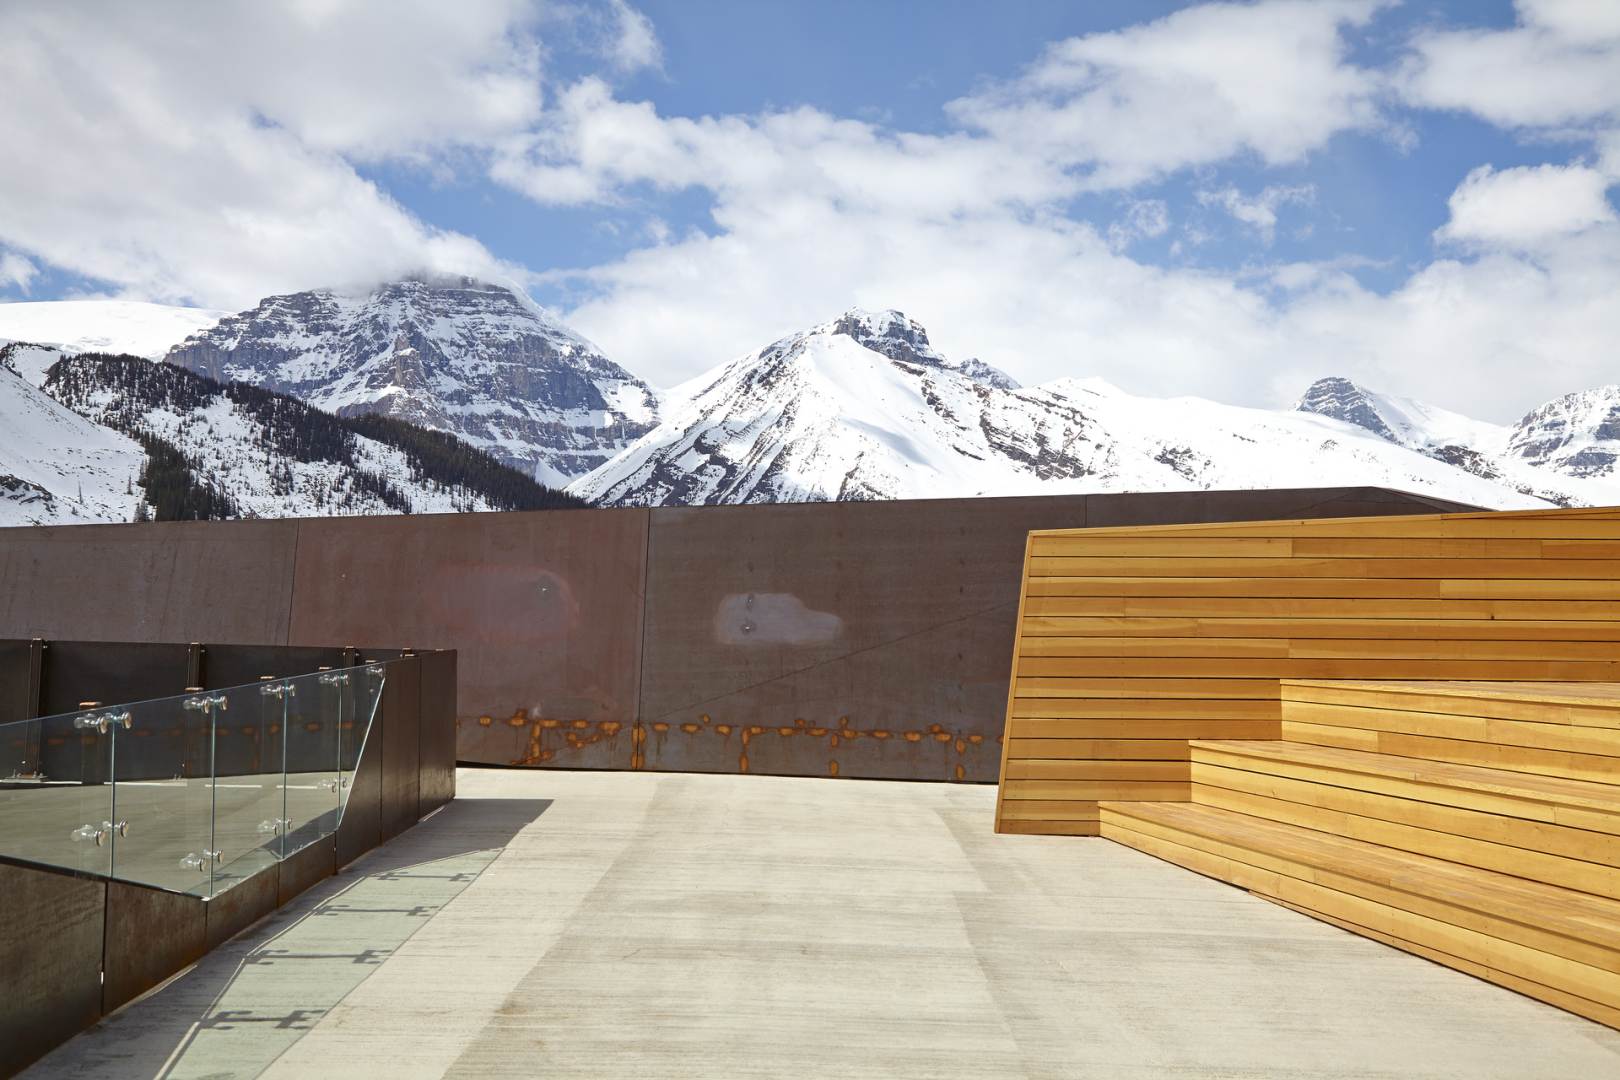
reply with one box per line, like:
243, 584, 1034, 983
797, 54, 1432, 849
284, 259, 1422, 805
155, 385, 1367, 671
0, 662, 386, 898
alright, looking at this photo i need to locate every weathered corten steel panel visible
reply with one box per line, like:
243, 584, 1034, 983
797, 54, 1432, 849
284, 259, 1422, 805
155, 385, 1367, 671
201, 643, 349, 689
0, 518, 299, 644
634, 497, 1086, 781
288, 509, 649, 770
0, 638, 31, 724
633, 489, 1480, 782
103, 879, 206, 1012
1079, 485, 1477, 528
204, 860, 279, 950
336, 706, 383, 869
0, 859, 105, 1078
39, 640, 193, 714
278, 835, 335, 906
379, 654, 422, 841
38, 641, 193, 784
417, 649, 458, 816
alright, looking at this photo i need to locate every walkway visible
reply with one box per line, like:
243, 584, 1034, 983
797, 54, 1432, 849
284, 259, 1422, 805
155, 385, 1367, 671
27, 768, 1620, 1079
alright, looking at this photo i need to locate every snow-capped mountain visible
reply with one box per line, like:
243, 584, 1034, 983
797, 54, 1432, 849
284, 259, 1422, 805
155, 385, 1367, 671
0, 299, 226, 359
570, 309, 1569, 510
0, 347, 583, 527
165, 277, 657, 485
1295, 376, 1620, 507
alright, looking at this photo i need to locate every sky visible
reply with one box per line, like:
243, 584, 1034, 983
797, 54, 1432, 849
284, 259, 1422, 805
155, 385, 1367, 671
0, 0, 1616, 421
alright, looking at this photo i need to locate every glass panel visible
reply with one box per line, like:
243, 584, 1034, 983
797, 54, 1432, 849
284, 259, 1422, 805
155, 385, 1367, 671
282, 667, 343, 856
0, 706, 114, 876
339, 663, 388, 820
108, 691, 219, 895
208, 680, 284, 892
0, 659, 396, 897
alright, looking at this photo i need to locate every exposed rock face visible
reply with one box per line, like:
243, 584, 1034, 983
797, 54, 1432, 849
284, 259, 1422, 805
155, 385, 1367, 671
1296, 376, 1398, 441
165, 277, 658, 484
830, 310, 1020, 389
1507, 386, 1620, 480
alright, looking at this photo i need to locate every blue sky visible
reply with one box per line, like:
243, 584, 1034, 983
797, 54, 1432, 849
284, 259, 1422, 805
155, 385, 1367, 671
1, 1, 1616, 419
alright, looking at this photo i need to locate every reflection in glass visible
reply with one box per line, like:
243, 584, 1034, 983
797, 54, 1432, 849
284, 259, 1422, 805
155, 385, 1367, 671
0, 660, 389, 899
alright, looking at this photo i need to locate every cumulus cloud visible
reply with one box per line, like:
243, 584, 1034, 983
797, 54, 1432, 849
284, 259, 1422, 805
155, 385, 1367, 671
1400, 0, 1620, 129
1197, 184, 1317, 244
0, 1, 681, 308
493, 1, 1620, 421
944, 0, 1389, 189
1437, 163, 1617, 250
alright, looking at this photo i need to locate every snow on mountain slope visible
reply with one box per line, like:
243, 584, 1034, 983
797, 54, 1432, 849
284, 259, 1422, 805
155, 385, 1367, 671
0, 365, 144, 526
1296, 376, 1620, 507
0, 300, 226, 358
41, 354, 576, 521
165, 277, 657, 485
0, 342, 69, 387
571, 310, 1553, 510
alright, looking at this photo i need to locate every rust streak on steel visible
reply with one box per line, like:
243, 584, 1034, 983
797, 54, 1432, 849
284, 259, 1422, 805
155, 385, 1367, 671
472, 708, 1007, 783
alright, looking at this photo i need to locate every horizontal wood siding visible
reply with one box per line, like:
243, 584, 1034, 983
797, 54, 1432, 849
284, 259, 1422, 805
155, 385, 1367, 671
994, 505, 1620, 835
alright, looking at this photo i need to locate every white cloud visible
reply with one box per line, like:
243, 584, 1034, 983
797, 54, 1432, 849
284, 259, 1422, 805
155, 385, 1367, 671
944, 0, 1389, 189
1437, 163, 1617, 250
1400, 0, 1620, 129
0, 0, 557, 307
1107, 200, 1171, 251
0, 1, 668, 308
491, 78, 1073, 216
1272, 222, 1620, 418
0, 251, 37, 292
494, 4, 1620, 424
1197, 184, 1316, 244
605, 0, 662, 72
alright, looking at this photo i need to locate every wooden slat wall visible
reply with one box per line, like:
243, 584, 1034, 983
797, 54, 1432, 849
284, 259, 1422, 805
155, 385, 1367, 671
995, 505, 1620, 835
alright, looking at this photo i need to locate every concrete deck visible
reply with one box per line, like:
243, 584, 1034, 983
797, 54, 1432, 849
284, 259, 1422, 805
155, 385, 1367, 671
26, 767, 1620, 1079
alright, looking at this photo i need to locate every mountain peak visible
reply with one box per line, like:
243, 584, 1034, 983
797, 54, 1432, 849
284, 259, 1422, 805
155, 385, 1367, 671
164, 277, 657, 484
1295, 376, 1398, 442
807, 308, 1019, 390
824, 308, 938, 363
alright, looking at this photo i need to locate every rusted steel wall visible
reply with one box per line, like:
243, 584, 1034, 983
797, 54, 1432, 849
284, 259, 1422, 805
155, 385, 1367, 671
0, 487, 1475, 782
0, 519, 298, 643
634, 499, 1085, 781
285, 509, 649, 770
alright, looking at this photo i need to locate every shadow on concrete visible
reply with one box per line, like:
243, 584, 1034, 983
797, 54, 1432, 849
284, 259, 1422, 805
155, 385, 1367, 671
23, 797, 552, 1080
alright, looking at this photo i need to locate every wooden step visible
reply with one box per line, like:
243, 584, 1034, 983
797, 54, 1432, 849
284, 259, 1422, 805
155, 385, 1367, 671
1099, 800, 1620, 1026
1281, 680, 1620, 785
1189, 739, 1620, 896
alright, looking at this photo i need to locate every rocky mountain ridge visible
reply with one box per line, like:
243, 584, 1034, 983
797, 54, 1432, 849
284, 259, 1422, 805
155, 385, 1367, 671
164, 277, 658, 485
570, 309, 1614, 510
1294, 375, 1620, 506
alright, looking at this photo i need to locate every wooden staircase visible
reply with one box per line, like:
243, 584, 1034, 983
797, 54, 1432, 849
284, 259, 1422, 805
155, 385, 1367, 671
1099, 679, 1620, 1027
